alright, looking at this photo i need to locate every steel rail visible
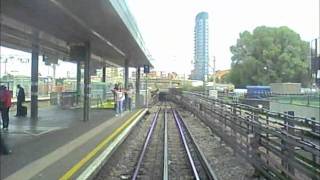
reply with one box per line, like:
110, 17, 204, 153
172, 108, 200, 180
163, 106, 169, 180
132, 108, 161, 180
175, 109, 219, 180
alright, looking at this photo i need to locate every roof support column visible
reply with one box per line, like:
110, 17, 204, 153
135, 66, 140, 108
102, 66, 106, 100
124, 59, 129, 111
83, 42, 91, 121
124, 58, 129, 89
31, 33, 39, 120
102, 66, 106, 83
76, 61, 81, 105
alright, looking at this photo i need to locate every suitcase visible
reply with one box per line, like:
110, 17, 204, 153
21, 106, 27, 117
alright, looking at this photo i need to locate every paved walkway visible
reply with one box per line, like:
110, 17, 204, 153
0, 105, 136, 179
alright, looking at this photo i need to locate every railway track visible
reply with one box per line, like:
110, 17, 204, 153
166, 106, 194, 179
94, 102, 218, 179
131, 107, 163, 179
127, 102, 218, 180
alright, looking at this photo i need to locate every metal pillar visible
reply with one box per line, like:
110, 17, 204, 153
124, 58, 129, 89
52, 64, 56, 87
281, 111, 295, 176
311, 117, 318, 180
203, 75, 208, 96
83, 42, 91, 121
76, 61, 81, 104
146, 73, 148, 108
102, 66, 106, 83
102, 66, 106, 100
287, 111, 295, 175
135, 66, 140, 108
31, 33, 39, 120
124, 59, 129, 111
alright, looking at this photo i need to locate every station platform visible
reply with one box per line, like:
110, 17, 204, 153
0, 106, 141, 180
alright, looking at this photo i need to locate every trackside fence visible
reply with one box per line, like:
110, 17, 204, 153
169, 89, 320, 180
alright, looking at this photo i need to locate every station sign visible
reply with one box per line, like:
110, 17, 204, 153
70, 45, 86, 61
144, 65, 150, 74
209, 89, 218, 99
43, 55, 58, 65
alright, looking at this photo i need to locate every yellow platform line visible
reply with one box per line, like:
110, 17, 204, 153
59, 109, 144, 180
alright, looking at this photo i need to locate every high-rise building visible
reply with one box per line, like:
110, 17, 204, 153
191, 12, 209, 81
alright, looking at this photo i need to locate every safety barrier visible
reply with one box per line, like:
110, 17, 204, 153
169, 89, 320, 180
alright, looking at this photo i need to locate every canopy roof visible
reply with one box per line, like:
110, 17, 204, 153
1, 0, 153, 68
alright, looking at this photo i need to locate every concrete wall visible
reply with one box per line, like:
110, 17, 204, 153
270, 102, 319, 121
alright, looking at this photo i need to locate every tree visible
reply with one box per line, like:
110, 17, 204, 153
229, 26, 310, 88
219, 73, 230, 84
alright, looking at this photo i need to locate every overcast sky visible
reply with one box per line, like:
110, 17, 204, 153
128, 0, 320, 75
0, 0, 319, 78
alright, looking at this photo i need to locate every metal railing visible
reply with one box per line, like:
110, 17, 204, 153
268, 94, 320, 107
169, 89, 320, 180
219, 92, 320, 107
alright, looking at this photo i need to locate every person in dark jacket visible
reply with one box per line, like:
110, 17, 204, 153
112, 84, 119, 111
0, 85, 12, 129
15, 84, 25, 117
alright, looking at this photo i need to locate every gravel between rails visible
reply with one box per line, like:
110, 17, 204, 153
94, 107, 159, 180
167, 108, 194, 180
94, 103, 258, 180
177, 107, 259, 180
137, 108, 164, 179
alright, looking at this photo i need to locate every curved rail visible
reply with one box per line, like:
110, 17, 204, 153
132, 108, 161, 180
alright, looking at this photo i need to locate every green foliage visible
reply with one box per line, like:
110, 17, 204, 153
216, 74, 230, 84
229, 26, 310, 88
181, 84, 204, 92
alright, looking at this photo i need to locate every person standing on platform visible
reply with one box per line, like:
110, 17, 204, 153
115, 85, 125, 116
112, 84, 119, 111
15, 84, 25, 117
126, 85, 134, 111
0, 85, 12, 130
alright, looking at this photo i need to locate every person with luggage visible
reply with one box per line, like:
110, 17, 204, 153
0, 85, 12, 130
15, 84, 26, 117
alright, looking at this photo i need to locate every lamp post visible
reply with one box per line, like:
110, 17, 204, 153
212, 56, 216, 89
146, 73, 148, 109
203, 74, 207, 95
143, 65, 150, 109
205, 56, 216, 96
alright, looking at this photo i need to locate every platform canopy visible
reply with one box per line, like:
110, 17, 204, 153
1, 0, 152, 68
